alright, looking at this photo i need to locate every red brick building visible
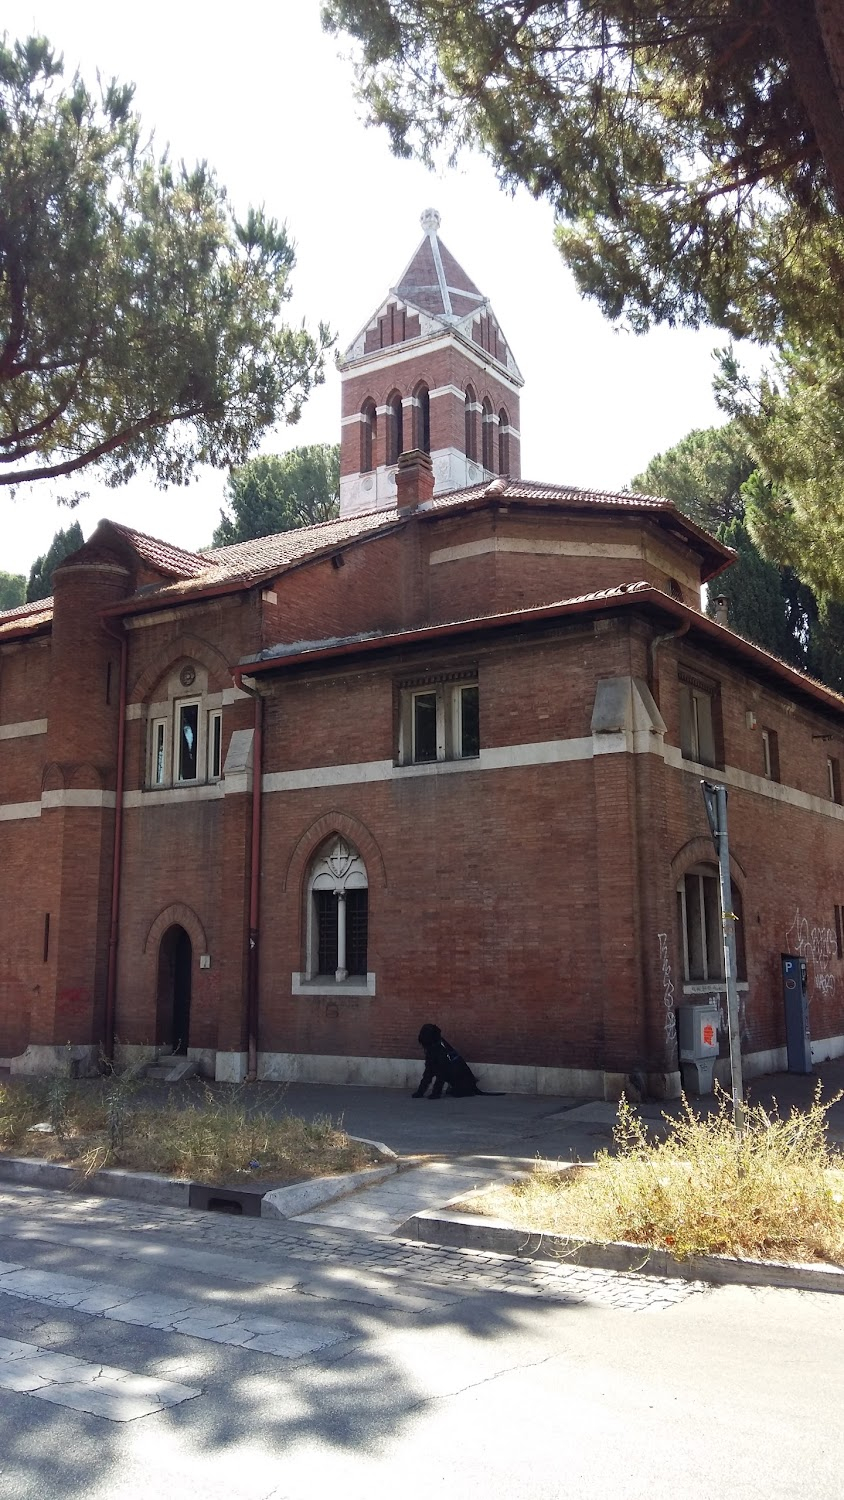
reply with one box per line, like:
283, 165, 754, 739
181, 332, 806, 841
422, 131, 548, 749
3, 212, 844, 1096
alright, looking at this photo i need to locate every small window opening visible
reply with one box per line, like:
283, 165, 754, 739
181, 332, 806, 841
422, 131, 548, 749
387, 393, 403, 465
413, 384, 430, 453
360, 400, 376, 472
481, 399, 495, 473
208, 710, 222, 780
464, 387, 478, 463
43, 913, 50, 963
498, 409, 509, 475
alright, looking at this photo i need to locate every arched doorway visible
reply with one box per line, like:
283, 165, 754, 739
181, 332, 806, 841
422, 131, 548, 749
156, 925, 192, 1054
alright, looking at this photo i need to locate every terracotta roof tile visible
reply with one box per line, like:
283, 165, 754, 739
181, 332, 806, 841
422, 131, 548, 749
108, 522, 209, 578
0, 596, 53, 635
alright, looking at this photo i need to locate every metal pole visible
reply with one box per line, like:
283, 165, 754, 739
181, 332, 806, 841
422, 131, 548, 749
711, 783, 745, 1135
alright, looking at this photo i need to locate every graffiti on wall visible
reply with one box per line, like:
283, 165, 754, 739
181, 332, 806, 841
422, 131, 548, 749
657, 932, 678, 1063
785, 910, 837, 999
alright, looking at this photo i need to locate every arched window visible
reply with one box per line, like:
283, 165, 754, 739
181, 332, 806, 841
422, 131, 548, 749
307, 835, 369, 981
387, 391, 403, 466
481, 398, 495, 473
498, 408, 510, 475
677, 865, 746, 983
413, 382, 430, 453
464, 386, 478, 463
360, 399, 376, 472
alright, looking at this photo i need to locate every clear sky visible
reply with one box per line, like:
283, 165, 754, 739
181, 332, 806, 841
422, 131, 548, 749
2, 1, 757, 577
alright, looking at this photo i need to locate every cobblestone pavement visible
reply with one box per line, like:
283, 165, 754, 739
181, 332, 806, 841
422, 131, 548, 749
0, 1185, 705, 1313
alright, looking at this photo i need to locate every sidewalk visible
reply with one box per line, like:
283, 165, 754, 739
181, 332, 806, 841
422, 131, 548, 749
268, 1057, 844, 1235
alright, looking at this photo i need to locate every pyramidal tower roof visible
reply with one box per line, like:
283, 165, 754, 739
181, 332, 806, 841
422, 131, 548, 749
340, 209, 523, 384
394, 206, 485, 322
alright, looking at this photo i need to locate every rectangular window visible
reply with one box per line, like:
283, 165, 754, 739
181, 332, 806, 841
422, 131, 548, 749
761, 728, 780, 781
828, 757, 841, 804
680, 870, 746, 984
681, 871, 725, 982
176, 701, 200, 782
315, 891, 338, 975
455, 684, 480, 759
208, 710, 222, 779
399, 674, 479, 765
346, 889, 369, 975
836, 905, 844, 961
150, 718, 168, 786
679, 674, 717, 766
412, 691, 439, 763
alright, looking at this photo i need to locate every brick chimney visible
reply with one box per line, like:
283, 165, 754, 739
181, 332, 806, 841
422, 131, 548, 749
395, 448, 435, 510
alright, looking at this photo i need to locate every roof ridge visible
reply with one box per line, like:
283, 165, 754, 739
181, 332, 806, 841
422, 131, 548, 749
108, 519, 208, 563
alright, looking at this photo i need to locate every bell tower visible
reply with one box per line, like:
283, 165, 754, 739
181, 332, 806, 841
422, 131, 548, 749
339, 210, 523, 517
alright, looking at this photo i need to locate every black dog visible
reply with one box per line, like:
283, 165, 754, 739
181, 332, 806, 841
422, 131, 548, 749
412, 1023, 502, 1098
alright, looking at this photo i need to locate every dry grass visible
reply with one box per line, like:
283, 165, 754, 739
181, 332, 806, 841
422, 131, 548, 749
456, 1086, 844, 1265
0, 1076, 379, 1185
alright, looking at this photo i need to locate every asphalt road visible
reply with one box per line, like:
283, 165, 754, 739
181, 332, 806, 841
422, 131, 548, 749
1, 1183, 843, 1499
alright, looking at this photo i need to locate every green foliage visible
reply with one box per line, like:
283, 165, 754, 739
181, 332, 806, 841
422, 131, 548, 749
213, 444, 340, 546
0, 569, 24, 608
719, 327, 844, 601
327, 5, 844, 556
26, 520, 83, 601
631, 425, 820, 670
324, 2, 844, 337
1, 36, 331, 491
807, 598, 844, 696
708, 519, 814, 669
632, 422, 754, 532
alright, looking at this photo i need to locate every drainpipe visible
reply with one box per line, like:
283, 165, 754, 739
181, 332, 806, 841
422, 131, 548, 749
232, 669, 263, 1081
648, 618, 690, 701
103, 618, 128, 1062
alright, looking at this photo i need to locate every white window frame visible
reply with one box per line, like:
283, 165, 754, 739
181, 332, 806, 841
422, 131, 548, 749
174, 697, 203, 784
208, 709, 223, 781
293, 836, 375, 996
150, 717, 168, 787
398, 676, 480, 766
410, 688, 444, 764
452, 682, 480, 760
679, 678, 717, 766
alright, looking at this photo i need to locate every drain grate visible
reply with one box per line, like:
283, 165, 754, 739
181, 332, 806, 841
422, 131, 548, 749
188, 1184, 265, 1217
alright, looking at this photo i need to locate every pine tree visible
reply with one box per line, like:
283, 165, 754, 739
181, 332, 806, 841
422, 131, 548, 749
26, 522, 84, 602
213, 446, 340, 546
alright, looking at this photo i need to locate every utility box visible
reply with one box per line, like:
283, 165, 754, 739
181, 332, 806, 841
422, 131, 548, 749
678, 1004, 719, 1095
781, 954, 812, 1075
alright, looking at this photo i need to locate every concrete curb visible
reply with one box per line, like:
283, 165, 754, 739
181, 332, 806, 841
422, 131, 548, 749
397, 1209, 844, 1295
0, 1151, 398, 1216
0, 1155, 191, 1206
262, 1162, 398, 1218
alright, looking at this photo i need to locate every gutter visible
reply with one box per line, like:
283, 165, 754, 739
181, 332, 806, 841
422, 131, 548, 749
236, 586, 844, 722
232, 666, 264, 1081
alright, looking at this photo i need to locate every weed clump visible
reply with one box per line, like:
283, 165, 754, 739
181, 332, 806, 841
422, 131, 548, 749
0, 1075, 376, 1185
460, 1085, 844, 1265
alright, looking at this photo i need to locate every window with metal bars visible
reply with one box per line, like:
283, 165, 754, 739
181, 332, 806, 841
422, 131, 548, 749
315, 889, 368, 976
